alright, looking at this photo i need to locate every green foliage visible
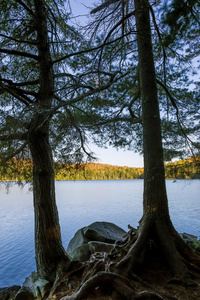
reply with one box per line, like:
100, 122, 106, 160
0, 0, 199, 167
161, 0, 200, 49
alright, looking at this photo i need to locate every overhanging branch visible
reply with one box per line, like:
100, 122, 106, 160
51, 71, 128, 115
1, 78, 39, 87
53, 31, 135, 65
156, 78, 198, 154
0, 132, 27, 141
15, 0, 35, 16
3, 142, 28, 162
0, 48, 38, 60
90, 0, 121, 14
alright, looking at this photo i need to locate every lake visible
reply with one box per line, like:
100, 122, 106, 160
0, 179, 199, 288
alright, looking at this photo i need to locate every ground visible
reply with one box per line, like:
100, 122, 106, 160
48, 234, 200, 300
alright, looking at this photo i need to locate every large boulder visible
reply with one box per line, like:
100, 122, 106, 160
67, 221, 127, 261
83, 221, 127, 243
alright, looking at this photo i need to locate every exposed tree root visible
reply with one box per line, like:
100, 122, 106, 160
60, 271, 164, 300
47, 219, 200, 300
114, 215, 200, 286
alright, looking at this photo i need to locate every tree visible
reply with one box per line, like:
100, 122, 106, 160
55, 1, 200, 296
88, 0, 199, 161
1, 0, 200, 298
117, 0, 194, 281
87, 0, 200, 284
0, 0, 123, 282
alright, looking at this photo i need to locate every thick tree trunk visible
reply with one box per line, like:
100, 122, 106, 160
134, 0, 169, 219
28, 120, 68, 281
116, 0, 200, 282
27, 0, 69, 281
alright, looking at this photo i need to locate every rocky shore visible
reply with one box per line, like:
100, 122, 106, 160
1, 222, 200, 300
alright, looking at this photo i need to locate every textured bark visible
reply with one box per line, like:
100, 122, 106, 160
135, 0, 169, 219
28, 119, 68, 281
27, 0, 69, 281
116, 0, 200, 282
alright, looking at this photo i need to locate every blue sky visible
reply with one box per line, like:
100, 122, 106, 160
67, 0, 144, 167
89, 144, 144, 167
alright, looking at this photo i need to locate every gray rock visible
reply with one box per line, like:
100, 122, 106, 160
83, 221, 126, 243
68, 244, 92, 261
67, 222, 127, 261
15, 272, 51, 300
67, 228, 89, 254
88, 241, 115, 253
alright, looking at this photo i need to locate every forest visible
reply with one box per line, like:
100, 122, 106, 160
0, 157, 200, 181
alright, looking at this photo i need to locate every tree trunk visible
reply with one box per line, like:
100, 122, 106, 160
116, 0, 200, 282
27, 0, 69, 281
135, 0, 169, 219
28, 119, 68, 282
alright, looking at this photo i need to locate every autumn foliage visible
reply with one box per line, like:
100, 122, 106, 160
0, 157, 200, 182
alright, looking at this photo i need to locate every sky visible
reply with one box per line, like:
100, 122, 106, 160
88, 144, 144, 167
66, 0, 144, 168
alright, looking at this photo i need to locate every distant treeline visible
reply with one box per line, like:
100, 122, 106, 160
164, 157, 200, 179
0, 157, 200, 182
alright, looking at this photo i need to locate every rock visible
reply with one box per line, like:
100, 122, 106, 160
88, 241, 115, 253
180, 233, 200, 252
15, 272, 51, 300
68, 244, 92, 261
67, 228, 90, 254
0, 285, 21, 300
83, 221, 127, 243
67, 221, 127, 261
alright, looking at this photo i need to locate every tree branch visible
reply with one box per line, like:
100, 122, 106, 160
4, 79, 39, 87
0, 33, 37, 45
1, 79, 37, 97
156, 78, 198, 154
96, 116, 142, 126
53, 31, 134, 65
0, 132, 27, 141
0, 48, 38, 60
51, 72, 128, 115
3, 142, 28, 162
90, 0, 121, 14
96, 11, 136, 68
15, 0, 35, 16
128, 87, 140, 119
64, 108, 96, 159
0, 82, 35, 106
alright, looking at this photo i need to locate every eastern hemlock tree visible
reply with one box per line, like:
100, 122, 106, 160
87, 0, 199, 161
84, 0, 200, 285
0, 0, 124, 282
1, 0, 200, 298
159, 0, 200, 160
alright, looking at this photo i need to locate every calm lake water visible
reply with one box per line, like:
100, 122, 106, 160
0, 179, 199, 288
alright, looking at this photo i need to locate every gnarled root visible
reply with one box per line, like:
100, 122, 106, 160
60, 271, 164, 300
116, 215, 200, 285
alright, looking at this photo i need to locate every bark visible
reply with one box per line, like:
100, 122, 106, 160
116, 0, 200, 282
29, 119, 68, 281
135, 0, 169, 219
27, 0, 69, 281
